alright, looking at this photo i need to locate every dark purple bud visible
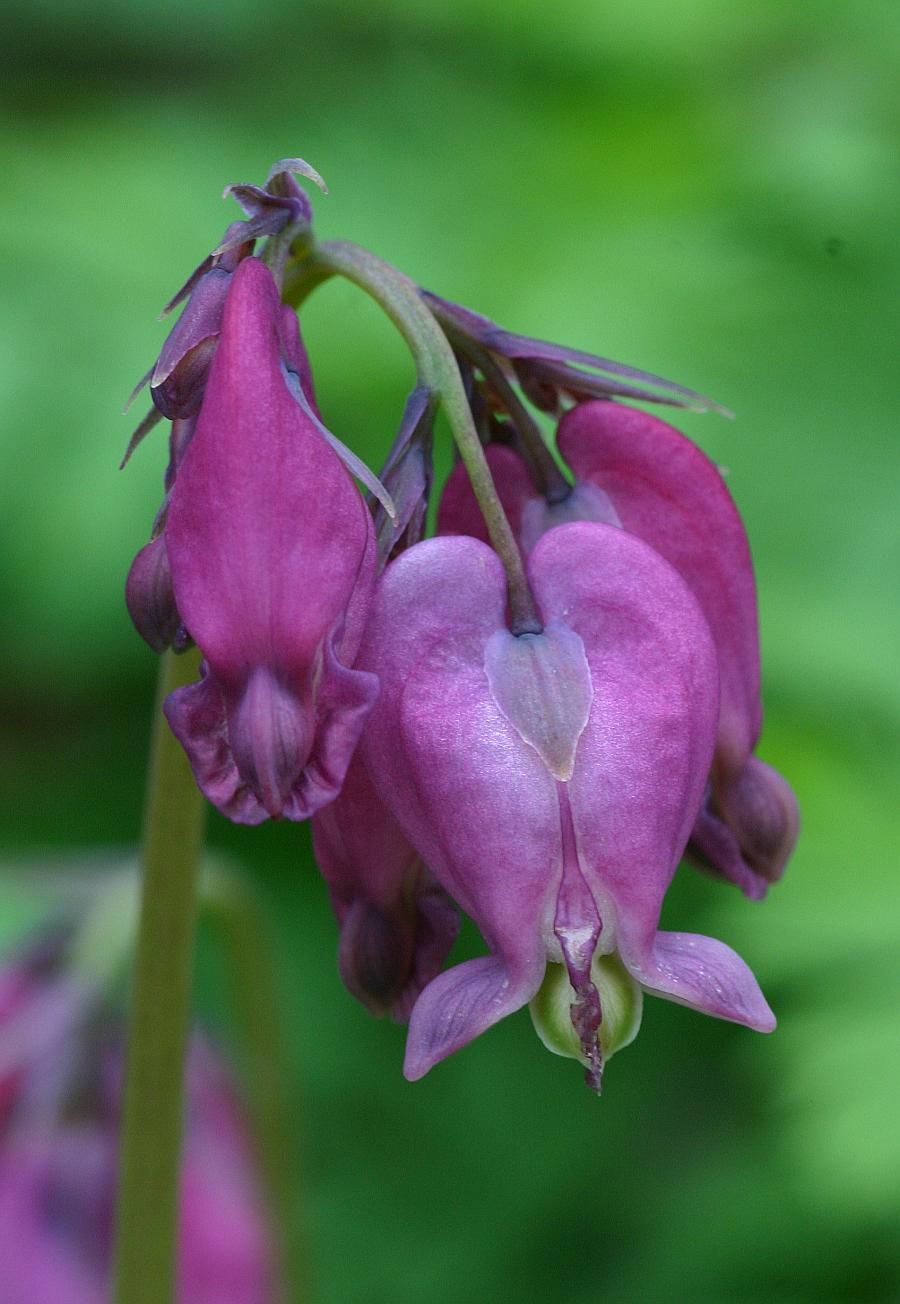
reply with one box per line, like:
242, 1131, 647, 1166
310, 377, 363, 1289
689, 757, 799, 897
125, 535, 181, 653
338, 900, 417, 1018
313, 750, 459, 1022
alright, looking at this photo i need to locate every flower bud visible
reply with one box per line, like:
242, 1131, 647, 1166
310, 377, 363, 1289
124, 534, 181, 654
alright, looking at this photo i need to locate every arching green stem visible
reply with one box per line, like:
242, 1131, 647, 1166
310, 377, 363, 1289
284, 240, 542, 634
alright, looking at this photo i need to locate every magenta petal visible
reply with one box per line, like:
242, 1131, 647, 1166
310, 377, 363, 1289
558, 401, 761, 782
437, 443, 535, 544
627, 931, 776, 1032
403, 955, 543, 1081
167, 259, 373, 670
528, 522, 720, 942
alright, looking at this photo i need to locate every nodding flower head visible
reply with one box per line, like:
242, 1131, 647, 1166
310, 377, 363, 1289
162, 257, 378, 824
357, 524, 774, 1090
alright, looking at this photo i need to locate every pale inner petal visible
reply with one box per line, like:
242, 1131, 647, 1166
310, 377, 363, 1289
483, 620, 593, 781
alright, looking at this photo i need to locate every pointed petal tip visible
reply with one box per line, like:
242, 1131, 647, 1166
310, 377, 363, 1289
265, 157, 329, 194
626, 930, 776, 1034
404, 956, 539, 1081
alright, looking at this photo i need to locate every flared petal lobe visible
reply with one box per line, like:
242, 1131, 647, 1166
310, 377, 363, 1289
164, 258, 378, 823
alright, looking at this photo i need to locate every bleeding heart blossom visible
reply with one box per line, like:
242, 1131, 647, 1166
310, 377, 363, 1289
357, 523, 775, 1089
438, 402, 799, 899
312, 751, 459, 1021
163, 257, 378, 824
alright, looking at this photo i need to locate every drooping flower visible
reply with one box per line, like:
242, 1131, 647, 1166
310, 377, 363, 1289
357, 524, 775, 1088
312, 750, 458, 1021
163, 257, 379, 824
438, 402, 799, 898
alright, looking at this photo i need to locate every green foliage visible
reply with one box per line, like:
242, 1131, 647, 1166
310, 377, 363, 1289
1, 1, 897, 1299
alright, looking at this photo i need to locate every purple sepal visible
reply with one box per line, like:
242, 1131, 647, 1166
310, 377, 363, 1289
119, 404, 163, 470
422, 290, 728, 414
124, 535, 180, 654
217, 157, 326, 255
371, 386, 437, 565
150, 268, 232, 419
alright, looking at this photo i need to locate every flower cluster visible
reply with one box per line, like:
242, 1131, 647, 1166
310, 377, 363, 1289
0, 921, 273, 1302
126, 162, 798, 1091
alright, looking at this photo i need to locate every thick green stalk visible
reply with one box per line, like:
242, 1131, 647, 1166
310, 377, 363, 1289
114, 649, 206, 1304
284, 240, 542, 633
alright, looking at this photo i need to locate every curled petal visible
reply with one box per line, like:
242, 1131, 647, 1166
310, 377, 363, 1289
623, 930, 776, 1033
403, 955, 543, 1082
165, 641, 377, 825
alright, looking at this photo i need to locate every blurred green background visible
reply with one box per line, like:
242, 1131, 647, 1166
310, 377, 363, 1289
2, 0, 899, 1300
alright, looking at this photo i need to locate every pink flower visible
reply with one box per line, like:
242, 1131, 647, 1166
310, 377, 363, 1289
357, 525, 774, 1088
163, 258, 378, 823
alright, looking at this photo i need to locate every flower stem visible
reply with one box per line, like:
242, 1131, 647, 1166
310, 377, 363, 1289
205, 865, 308, 1304
284, 240, 542, 634
113, 649, 206, 1304
432, 318, 572, 504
